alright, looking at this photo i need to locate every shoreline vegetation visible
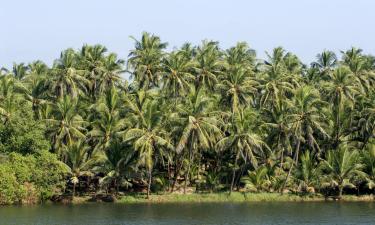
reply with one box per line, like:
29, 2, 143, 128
64, 193, 375, 204
1, 32, 375, 205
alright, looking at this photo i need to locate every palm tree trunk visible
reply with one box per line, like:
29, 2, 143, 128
230, 154, 239, 195
338, 185, 343, 199
184, 153, 192, 194
72, 182, 76, 199
147, 169, 152, 199
281, 139, 300, 194
171, 158, 181, 193
335, 99, 340, 148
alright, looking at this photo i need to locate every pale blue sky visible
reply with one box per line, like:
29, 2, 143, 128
1, 0, 375, 68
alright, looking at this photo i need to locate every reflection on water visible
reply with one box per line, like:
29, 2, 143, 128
0, 202, 374, 225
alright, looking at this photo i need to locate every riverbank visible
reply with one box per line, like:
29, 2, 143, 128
68, 192, 375, 204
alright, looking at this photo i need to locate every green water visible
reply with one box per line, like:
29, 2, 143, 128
0, 202, 374, 225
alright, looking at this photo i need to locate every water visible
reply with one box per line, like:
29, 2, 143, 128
0, 202, 374, 225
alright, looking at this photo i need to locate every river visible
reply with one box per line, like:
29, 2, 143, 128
0, 202, 374, 225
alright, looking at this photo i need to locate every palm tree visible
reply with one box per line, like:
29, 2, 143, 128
97, 53, 125, 94
79, 44, 107, 99
128, 32, 167, 89
175, 88, 222, 193
88, 88, 127, 151
12, 63, 29, 80
361, 143, 375, 190
311, 50, 337, 79
322, 66, 361, 147
160, 51, 195, 101
96, 140, 137, 194
0, 75, 22, 124
217, 109, 267, 194
64, 140, 104, 198
341, 47, 375, 92
46, 96, 87, 157
225, 42, 256, 69
241, 166, 270, 192
320, 145, 365, 198
259, 47, 299, 109
193, 41, 224, 91
282, 86, 329, 192
50, 49, 89, 98
124, 100, 172, 199
294, 151, 319, 193
262, 101, 291, 167
216, 66, 258, 114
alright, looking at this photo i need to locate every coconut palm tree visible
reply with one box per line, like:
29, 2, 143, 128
259, 47, 299, 109
281, 86, 329, 192
124, 99, 172, 199
46, 96, 87, 157
160, 51, 195, 101
97, 53, 125, 94
64, 140, 105, 198
322, 66, 361, 147
294, 151, 319, 193
311, 50, 337, 79
50, 49, 89, 99
361, 143, 375, 190
216, 66, 258, 114
193, 41, 224, 91
96, 140, 137, 194
217, 109, 267, 194
320, 145, 365, 198
175, 88, 222, 193
128, 32, 167, 89
88, 88, 127, 151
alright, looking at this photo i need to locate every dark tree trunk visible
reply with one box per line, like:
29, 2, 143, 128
281, 139, 300, 194
230, 155, 239, 195
147, 169, 152, 199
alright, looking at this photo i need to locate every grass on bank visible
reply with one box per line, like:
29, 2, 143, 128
112, 192, 374, 204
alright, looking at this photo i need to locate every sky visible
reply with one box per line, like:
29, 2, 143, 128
1, 0, 375, 69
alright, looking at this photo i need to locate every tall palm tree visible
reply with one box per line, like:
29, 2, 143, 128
217, 109, 267, 194
216, 66, 258, 114
175, 88, 223, 193
128, 32, 167, 89
259, 47, 299, 109
50, 49, 89, 98
79, 44, 107, 99
160, 51, 195, 101
282, 86, 329, 192
311, 50, 337, 79
341, 47, 375, 92
88, 88, 127, 151
46, 96, 87, 157
193, 41, 224, 91
322, 66, 361, 147
124, 99, 172, 198
225, 42, 256, 69
97, 53, 125, 94
12, 63, 29, 80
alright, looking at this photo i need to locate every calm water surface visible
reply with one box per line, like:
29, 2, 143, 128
0, 202, 374, 225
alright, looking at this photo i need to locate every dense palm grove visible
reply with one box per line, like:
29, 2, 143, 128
1, 32, 375, 204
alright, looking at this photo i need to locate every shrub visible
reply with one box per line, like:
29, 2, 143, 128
0, 151, 68, 204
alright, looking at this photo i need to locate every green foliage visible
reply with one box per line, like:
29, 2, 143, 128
0, 105, 50, 155
0, 34, 374, 203
0, 152, 68, 204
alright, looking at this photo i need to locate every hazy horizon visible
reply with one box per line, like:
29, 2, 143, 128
1, 0, 375, 68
